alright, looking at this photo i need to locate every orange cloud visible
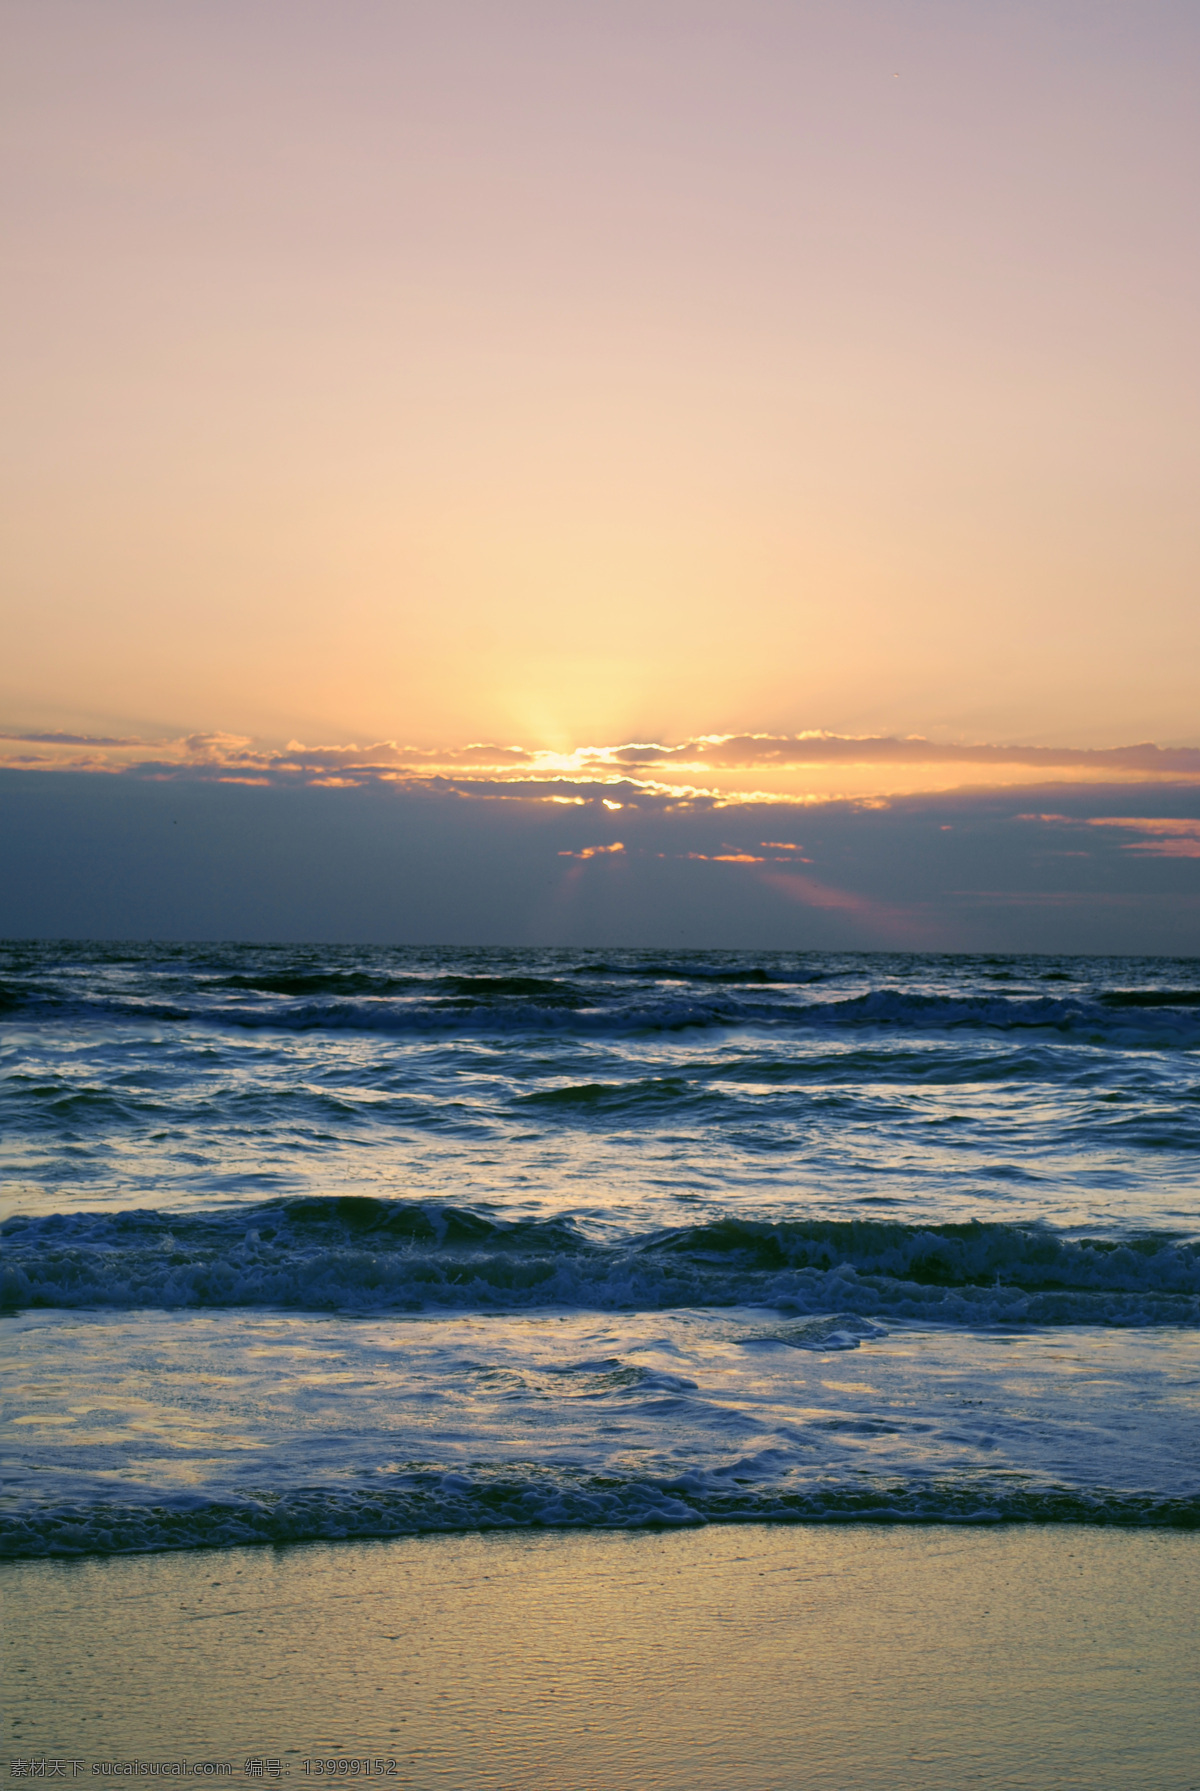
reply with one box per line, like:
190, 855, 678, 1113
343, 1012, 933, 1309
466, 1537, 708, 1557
3, 731, 1200, 815
1086, 817, 1200, 857
683, 852, 766, 863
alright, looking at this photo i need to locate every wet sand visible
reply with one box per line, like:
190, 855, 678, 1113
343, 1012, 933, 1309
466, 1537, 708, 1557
5, 1524, 1198, 1791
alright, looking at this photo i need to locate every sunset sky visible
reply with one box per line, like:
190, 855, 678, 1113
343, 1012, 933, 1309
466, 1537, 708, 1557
3, 1, 1197, 947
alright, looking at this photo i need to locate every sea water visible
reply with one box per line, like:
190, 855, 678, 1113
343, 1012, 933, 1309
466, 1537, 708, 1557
2, 943, 1198, 1554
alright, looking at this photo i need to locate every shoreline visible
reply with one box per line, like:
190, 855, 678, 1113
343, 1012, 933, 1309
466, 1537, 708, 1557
8, 1522, 1198, 1791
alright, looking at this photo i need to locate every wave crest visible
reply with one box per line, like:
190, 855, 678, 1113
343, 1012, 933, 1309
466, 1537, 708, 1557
4, 1470, 1196, 1559
4, 979, 1200, 1044
4, 1200, 1197, 1324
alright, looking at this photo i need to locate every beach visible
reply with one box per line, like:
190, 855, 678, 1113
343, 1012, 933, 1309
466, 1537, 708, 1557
7, 1523, 1198, 1790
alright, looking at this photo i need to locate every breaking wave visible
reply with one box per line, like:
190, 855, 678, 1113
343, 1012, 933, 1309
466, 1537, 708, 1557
4, 1470, 1196, 1559
4, 1199, 1197, 1324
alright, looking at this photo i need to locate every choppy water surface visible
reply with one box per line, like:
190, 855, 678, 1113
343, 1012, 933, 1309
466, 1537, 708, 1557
2, 943, 1198, 1553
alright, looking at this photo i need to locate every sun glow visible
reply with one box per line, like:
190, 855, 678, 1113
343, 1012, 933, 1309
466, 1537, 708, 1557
4, 730, 1197, 812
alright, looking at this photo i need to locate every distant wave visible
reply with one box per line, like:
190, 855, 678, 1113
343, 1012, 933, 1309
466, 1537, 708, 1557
4, 1199, 1197, 1323
3, 1470, 1196, 1558
1100, 990, 1200, 1009
215, 970, 429, 996
577, 962, 830, 985
3, 979, 1200, 1045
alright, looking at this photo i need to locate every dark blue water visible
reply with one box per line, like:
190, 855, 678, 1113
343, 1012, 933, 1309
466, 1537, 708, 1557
3, 943, 1198, 1554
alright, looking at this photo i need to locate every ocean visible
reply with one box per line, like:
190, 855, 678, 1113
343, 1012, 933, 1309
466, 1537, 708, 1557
3, 941, 1198, 1556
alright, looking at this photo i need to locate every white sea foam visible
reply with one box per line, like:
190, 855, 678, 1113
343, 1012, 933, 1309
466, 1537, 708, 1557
3, 1202, 1198, 1323
9, 1477, 1199, 1559
4, 1309, 1197, 1556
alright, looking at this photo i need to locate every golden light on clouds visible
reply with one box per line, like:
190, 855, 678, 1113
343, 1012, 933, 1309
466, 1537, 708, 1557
4, 730, 1199, 814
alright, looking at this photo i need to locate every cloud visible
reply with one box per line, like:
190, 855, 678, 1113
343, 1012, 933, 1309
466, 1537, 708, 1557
1, 725, 1198, 951
3, 728, 1198, 805
1086, 817, 1200, 858
1, 768, 1197, 952
678, 735, 1200, 775
1019, 811, 1200, 857
2, 731, 146, 747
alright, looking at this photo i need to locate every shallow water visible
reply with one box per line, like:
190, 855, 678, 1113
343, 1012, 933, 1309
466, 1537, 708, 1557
3, 943, 1198, 1553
